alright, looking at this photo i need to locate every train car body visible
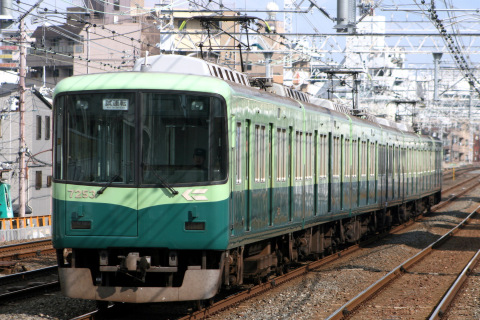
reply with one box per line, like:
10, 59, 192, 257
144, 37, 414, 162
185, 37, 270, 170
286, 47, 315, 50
52, 55, 442, 303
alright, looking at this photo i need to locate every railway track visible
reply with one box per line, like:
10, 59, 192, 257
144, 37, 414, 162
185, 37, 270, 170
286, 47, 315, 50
325, 204, 480, 319
442, 165, 477, 180
0, 239, 55, 261
0, 266, 59, 302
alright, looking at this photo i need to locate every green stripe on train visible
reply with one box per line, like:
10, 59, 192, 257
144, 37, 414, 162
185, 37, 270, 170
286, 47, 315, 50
53, 182, 230, 210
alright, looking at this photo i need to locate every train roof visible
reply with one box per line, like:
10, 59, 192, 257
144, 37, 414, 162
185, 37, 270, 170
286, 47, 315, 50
133, 55, 251, 88
133, 55, 420, 134
56, 54, 425, 137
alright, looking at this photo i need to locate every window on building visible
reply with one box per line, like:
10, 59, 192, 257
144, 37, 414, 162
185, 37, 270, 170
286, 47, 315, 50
47, 175, 52, 187
35, 171, 42, 190
45, 116, 51, 140
36, 115, 41, 140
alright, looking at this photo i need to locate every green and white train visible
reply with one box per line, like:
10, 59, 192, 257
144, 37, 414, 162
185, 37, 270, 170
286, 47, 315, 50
52, 55, 442, 304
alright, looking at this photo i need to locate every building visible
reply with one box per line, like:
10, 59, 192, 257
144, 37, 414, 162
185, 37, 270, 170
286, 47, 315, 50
0, 85, 53, 216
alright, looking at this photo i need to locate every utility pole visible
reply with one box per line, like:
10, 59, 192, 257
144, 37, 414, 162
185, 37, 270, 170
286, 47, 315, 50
18, 12, 27, 219
17, 0, 43, 218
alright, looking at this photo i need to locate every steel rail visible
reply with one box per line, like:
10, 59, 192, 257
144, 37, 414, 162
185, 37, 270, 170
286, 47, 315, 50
0, 239, 54, 261
0, 281, 60, 301
432, 178, 480, 211
429, 249, 480, 320
0, 265, 57, 286
325, 205, 480, 320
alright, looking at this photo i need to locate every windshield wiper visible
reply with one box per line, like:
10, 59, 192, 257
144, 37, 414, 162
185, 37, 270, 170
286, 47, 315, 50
97, 174, 120, 196
143, 163, 179, 196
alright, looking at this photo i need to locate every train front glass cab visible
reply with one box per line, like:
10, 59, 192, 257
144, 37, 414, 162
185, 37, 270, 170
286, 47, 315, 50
53, 88, 230, 303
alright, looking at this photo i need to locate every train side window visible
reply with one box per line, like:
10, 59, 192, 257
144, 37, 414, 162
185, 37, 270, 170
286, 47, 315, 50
388, 145, 393, 177
295, 131, 303, 180
369, 142, 375, 177
276, 128, 287, 181
236, 122, 242, 184
344, 139, 350, 177
319, 134, 327, 177
319, 135, 324, 177
361, 141, 367, 176
255, 125, 266, 182
332, 136, 339, 176
378, 145, 384, 175
305, 132, 312, 179
352, 140, 358, 177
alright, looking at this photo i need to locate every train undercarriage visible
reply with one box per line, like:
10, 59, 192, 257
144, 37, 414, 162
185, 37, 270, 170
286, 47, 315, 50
224, 194, 439, 287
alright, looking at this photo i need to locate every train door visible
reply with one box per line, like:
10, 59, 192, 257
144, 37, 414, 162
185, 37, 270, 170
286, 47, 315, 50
246, 120, 252, 231
318, 133, 329, 215
387, 144, 393, 201
232, 120, 248, 236
352, 139, 359, 209
294, 130, 304, 222
314, 131, 318, 216
406, 147, 410, 197
401, 147, 405, 200
359, 140, 367, 207
273, 127, 288, 225
330, 134, 342, 213
379, 144, 386, 206
304, 132, 313, 221
288, 126, 293, 221
328, 133, 333, 212
268, 123, 273, 226
368, 141, 376, 205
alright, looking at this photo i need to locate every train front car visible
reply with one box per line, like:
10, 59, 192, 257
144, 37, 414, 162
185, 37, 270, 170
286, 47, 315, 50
52, 70, 230, 303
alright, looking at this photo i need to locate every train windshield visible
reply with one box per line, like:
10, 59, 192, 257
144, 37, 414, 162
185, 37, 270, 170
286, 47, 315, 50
141, 93, 227, 184
54, 91, 227, 185
58, 93, 136, 184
